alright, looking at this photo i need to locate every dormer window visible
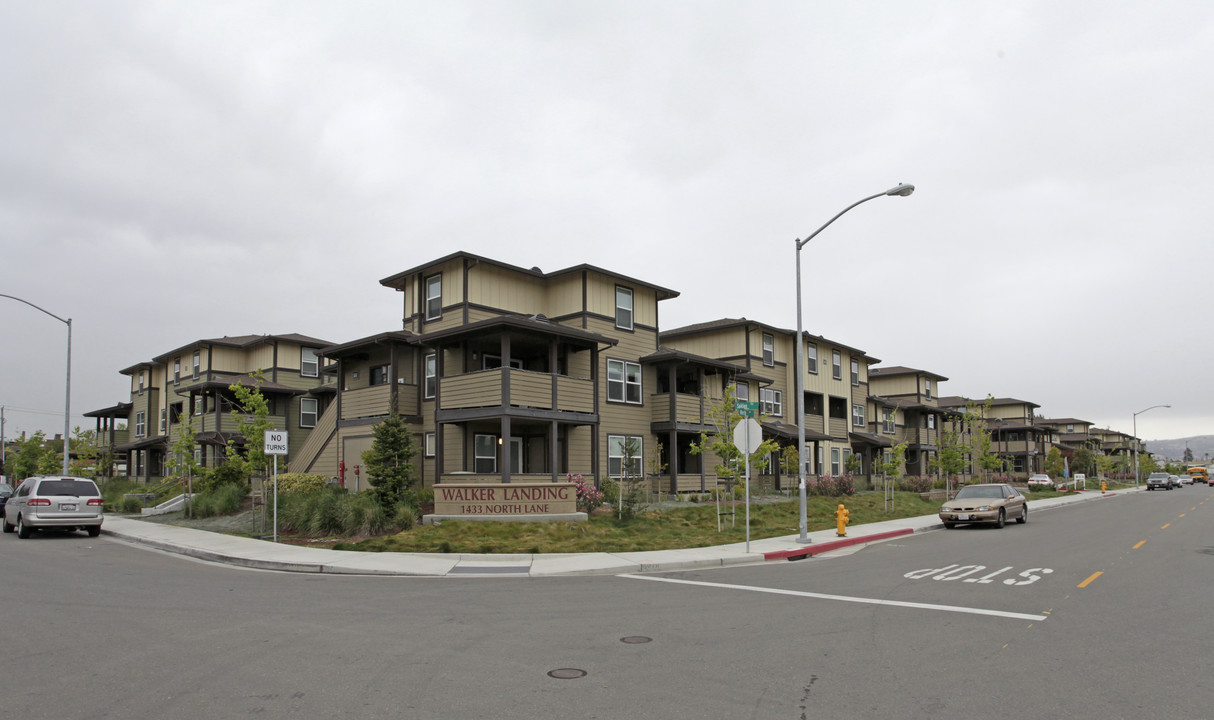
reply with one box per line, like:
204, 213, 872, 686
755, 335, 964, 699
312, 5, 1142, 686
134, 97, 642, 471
615, 286, 633, 330
762, 333, 774, 366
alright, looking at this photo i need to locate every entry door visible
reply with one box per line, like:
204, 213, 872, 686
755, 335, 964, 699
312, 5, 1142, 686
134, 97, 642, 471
510, 437, 524, 474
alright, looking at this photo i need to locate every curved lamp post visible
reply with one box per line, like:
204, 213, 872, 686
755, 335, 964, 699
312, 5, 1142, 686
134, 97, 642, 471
793, 184, 914, 542
1132, 403, 1169, 488
0, 293, 72, 475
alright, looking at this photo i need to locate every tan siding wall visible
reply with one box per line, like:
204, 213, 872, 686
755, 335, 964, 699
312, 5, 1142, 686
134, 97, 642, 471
248, 344, 274, 371
555, 375, 594, 413
209, 346, 246, 373
566, 425, 593, 477
664, 328, 747, 363
510, 370, 552, 409
441, 370, 503, 408
870, 375, 919, 397
466, 264, 545, 313
342, 385, 391, 419
340, 433, 376, 492
545, 274, 583, 317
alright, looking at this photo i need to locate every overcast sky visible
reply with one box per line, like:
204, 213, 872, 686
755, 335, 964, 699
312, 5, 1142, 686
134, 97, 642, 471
2, 1, 1211, 446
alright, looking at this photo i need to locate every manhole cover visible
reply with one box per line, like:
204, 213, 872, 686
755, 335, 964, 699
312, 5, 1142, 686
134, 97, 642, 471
620, 636, 652, 644
548, 668, 587, 679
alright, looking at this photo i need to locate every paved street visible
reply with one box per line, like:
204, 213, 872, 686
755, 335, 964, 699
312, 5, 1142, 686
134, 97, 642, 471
3, 487, 1212, 719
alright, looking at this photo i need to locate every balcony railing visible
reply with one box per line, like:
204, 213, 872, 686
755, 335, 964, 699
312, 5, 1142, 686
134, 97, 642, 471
440, 368, 594, 414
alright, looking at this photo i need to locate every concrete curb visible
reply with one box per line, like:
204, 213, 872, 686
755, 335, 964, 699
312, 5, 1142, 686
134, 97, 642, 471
762, 527, 917, 561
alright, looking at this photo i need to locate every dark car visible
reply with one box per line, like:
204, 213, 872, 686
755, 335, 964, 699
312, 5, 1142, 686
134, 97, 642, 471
0, 483, 13, 517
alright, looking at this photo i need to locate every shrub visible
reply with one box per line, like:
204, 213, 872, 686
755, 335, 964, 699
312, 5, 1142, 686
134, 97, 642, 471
278, 487, 415, 537
568, 473, 604, 513
274, 473, 330, 495
201, 462, 249, 494
897, 476, 933, 494
187, 484, 247, 518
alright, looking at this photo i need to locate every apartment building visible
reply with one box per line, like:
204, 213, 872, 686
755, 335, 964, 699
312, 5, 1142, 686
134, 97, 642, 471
659, 318, 880, 485
292, 251, 732, 492
867, 365, 949, 476
937, 395, 1058, 475
96, 334, 335, 483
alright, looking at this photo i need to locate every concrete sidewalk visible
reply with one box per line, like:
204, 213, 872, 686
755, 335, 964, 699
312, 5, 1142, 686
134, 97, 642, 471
99, 488, 1129, 577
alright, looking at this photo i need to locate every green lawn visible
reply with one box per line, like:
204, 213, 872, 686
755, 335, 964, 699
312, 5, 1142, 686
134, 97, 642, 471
337, 491, 954, 554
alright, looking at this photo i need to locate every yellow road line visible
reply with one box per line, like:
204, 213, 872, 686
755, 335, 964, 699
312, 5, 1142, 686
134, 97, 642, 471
1162, 523, 1171, 530
1078, 572, 1104, 588
1133, 540, 1146, 549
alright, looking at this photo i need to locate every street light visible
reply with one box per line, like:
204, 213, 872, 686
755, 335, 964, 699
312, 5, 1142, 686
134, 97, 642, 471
793, 184, 914, 542
1132, 403, 1169, 488
0, 293, 72, 475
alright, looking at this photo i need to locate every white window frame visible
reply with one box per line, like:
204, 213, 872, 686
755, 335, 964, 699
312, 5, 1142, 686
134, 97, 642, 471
173, 357, 181, 383
301, 347, 319, 378
850, 358, 859, 386
192, 350, 201, 378
300, 397, 318, 428
425, 274, 442, 321
474, 434, 497, 473
807, 342, 818, 374
760, 387, 782, 417
607, 359, 642, 404
924, 378, 933, 399
135, 411, 146, 438
424, 353, 436, 399
762, 333, 774, 367
607, 434, 644, 479
424, 432, 436, 458
882, 408, 895, 434
734, 382, 749, 402
832, 350, 842, 380
928, 413, 936, 430
138, 373, 145, 392
159, 409, 166, 433
194, 394, 204, 416
852, 403, 865, 428
615, 286, 634, 330
831, 447, 841, 476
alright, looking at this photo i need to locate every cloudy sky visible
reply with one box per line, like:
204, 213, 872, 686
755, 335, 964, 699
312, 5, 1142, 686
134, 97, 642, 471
2, 1, 1211, 446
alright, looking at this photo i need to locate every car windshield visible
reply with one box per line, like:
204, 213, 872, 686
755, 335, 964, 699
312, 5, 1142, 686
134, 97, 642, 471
36, 480, 99, 497
1147, 473, 1169, 479
955, 486, 1003, 499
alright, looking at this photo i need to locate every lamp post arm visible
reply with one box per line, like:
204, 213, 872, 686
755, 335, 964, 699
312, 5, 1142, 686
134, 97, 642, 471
0, 293, 72, 474
796, 192, 885, 251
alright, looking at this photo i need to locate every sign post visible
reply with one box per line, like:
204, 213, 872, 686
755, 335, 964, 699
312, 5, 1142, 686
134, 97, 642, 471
264, 430, 289, 542
732, 417, 762, 553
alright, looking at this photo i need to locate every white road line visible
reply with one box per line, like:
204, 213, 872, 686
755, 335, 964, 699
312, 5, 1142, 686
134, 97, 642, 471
619, 574, 1048, 621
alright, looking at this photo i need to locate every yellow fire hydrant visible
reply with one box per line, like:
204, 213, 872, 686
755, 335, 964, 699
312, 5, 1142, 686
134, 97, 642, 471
1101, 480, 1107, 494
836, 503, 850, 537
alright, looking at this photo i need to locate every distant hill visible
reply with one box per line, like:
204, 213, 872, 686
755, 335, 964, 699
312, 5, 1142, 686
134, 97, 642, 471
1145, 435, 1214, 463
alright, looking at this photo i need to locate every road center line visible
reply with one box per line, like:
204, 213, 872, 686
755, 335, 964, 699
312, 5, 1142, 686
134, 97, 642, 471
1161, 523, 1171, 530
619, 574, 1047, 621
1133, 540, 1146, 549
1078, 571, 1103, 588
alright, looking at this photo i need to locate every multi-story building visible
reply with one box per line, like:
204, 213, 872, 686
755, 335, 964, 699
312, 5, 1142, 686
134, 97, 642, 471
659, 318, 880, 485
292, 252, 732, 492
937, 395, 1057, 476
867, 365, 949, 476
98, 334, 335, 483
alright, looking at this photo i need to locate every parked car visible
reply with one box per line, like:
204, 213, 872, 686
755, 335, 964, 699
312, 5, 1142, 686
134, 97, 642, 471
0, 482, 13, 517
1146, 472, 1173, 491
939, 483, 1028, 529
1170, 474, 1188, 486
1026, 473, 1054, 488
2, 476, 103, 538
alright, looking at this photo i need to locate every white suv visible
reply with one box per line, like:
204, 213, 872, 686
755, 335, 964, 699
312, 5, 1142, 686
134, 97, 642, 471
2, 476, 104, 538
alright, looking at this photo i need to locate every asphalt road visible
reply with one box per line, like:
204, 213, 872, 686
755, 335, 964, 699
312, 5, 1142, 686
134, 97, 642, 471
3, 487, 1212, 719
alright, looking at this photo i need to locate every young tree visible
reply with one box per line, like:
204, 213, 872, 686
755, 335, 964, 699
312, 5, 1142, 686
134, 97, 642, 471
228, 372, 273, 481
361, 414, 418, 512
689, 384, 779, 528
8, 431, 50, 481
873, 441, 909, 512
1071, 447, 1096, 477
68, 426, 100, 478
169, 414, 202, 516
1044, 447, 1065, 479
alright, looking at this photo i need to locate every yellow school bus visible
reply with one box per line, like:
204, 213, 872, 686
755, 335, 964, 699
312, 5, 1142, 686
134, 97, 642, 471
1188, 466, 1209, 485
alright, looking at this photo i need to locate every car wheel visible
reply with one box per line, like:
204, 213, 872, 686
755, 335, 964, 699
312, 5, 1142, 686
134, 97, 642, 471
995, 509, 1005, 529
16, 516, 31, 539
1017, 505, 1027, 524
943, 522, 955, 529
87, 526, 101, 538
1, 517, 13, 533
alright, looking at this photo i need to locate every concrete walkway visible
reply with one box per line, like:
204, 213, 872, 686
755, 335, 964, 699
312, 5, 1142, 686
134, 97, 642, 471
99, 488, 1131, 577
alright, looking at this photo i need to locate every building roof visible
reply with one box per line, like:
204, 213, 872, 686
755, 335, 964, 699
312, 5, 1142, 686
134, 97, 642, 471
659, 317, 879, 363
379, 250, 680, 301
319, 330, 420, 358
639, 346, 750, 375
174, 374, 309, 396
869, 365, 949, 382
419, 313, 618, 347
83, 402, 132, 418
151, 333, 333, 364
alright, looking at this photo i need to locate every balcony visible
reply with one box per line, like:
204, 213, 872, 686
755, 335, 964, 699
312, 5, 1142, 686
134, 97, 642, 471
650, 392, 710, 426
439, 368, 595, 419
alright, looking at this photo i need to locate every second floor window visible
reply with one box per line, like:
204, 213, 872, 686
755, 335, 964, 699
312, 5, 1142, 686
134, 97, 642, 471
733, 382, 749, 402
138, 373, 144, 392
607, 359, 642, 404
370, 365, 389, 386
852, 403, 865, 428
807, 343, 818, 374
615, 286, 633, 330
301, 347, 319, 377
159, 409, 166, 433
762, 333, 774, 366
134, 411, 146, 437
194, 394, 205, 415
850, 359, 859, 386
425, 432, 436, 458
924, 378, 933, 399
882, 409, 895, 434
760, 387, 782, 417
192, 350, 201, 378
832, 350, 842, 380
425, 274, 442, 320
173, 358, 181, 382
928, 414, 936, 430
300, 397, 318, 428
424, 354, 437, 399
807, 392, 824, 416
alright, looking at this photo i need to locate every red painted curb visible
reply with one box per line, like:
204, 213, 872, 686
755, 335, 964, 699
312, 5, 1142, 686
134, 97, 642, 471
763, 527, 915, 561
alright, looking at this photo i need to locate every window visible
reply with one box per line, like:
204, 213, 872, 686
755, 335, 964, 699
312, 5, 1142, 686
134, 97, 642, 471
852, 403, 865, 428
425, 432, 436, 458
882, 408, 895, 434
173, 357, 181, 383
924, 378, 932, 399
927, 414, 936, 430
762, 333, 774, 366
806, 392, 823, 416
474, 434, 497, 473
300, 397, 318, 428
1066, 423, 1075, 433
831, 447, 841, 476
301, 347, 318, 377
832, 350, 842, 380
135, 411, 146, 437
137, 373, 144, 392
615, 286, 634, 330
159, 409, 166, 433
424, 354, 436, 399
192, 350, 201, 378
760, 387, 782, 417
734, 382, 749, 402
608, 435, 644, 478
607, 359, 641, 404
194, 394, 204, 416
850, 358, 859, 386
425, 274, 442, 320
370, 365, 389, 386
806, 343, 818, 374
482, 354, 522, 370
829, 396, 847, 420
